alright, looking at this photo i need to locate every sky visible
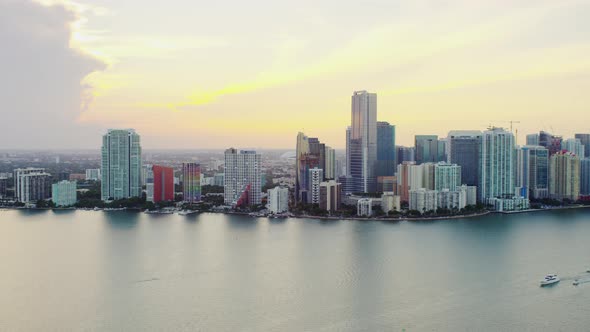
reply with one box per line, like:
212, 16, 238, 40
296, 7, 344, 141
1, 0, 590, 150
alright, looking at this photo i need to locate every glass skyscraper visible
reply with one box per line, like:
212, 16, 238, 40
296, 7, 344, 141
101, 129, 142, 201
516, 146, 549, 199
448, 130, 482, 188
376, 121, 396, 177
347, 90, 377, 193
415, 135, 440, 164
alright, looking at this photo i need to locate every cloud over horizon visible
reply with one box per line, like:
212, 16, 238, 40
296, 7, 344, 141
0, 0, 105, 148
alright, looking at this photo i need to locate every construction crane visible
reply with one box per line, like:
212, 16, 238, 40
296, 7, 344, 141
496, 120, 521, 144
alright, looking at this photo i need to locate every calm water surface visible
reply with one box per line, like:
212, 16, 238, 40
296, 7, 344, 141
1, 208, 590, 331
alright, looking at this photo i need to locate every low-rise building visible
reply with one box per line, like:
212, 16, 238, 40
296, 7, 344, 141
381, 192, 401, 214
357, 198, 373, 217
52, 180, 77, 207
409, 188, 437, 214
487, 197, 530, 212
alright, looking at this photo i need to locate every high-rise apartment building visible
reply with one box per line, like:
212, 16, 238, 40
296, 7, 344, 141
14, 168, 51, 203
0, 177, 7, 198
296, 132, 324, 202
448, 130, 481, 188
267, 186, 289, 214
516, 146, 549, 199
85, 169, 101, 181
549, 151, 580, 201
561, 138, 585, 159
347, 90, 377, 193
434, 162, 462, 191
575, 134, 590, 158
479, 128, 516, 202
376, 121, 396, 177
324, 146, 336, 180
224, 148, 261, 207
146, 165, 174, 203
181, 163, 201, 203
396, 161, 416, 202
52, 180, 77, 207
308, 167, 324, 204
101, 129, 142, 201
319, 180, 342, 212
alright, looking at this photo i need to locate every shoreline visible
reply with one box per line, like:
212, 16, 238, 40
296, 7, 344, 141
2, 204, 590, 221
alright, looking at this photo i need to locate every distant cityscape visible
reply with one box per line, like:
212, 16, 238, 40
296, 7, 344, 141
1, 90, 589, 219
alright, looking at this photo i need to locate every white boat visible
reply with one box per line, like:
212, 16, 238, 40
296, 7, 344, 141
178, 210, 197, 216
540, 274, 560, 286
573, 280, 579, 286
586, 268, 590, 273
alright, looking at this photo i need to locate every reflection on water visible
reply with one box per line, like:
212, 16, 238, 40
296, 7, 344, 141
0, 208, 590, 331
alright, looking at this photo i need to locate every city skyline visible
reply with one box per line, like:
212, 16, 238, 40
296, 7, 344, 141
2, 0, 590, 149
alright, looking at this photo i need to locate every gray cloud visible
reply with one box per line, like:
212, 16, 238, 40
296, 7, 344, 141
0, 0, 106, 149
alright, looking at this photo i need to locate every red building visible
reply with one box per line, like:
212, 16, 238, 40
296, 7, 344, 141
152, 165, 174, 202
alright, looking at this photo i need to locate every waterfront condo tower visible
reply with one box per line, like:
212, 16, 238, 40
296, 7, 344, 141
224, 148, 261, 207
182, 163, 201, 203
101, 129, 142, 201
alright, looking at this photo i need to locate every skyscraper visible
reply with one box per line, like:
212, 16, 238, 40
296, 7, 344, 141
581, 158, 590, 196
539, 131, 563, 155
14, 168, 51, 203
101, 129, 142, 201
324, 146, 336, 180
479, 128, 516, 202
182, 163, 201, 203
526, 133, 540, 146
561, 138, 585, 159
448, 130, 482, 188
575, 133, 590, 158
347, 90, 377, 193
376, 121, 396, 177
146, 165, 174, 203
395, 146, 415, 167
415, 135, 440, 164
516, 146, 549, 199
224, 148, 261, 207
549, 151, 580, 201
396, 161, 416, 202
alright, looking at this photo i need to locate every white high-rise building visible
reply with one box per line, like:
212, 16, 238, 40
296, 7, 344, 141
101, 129, 142, 201
267, 186, 289, 214
409, 188, 438, 214
479, 128, 516, 202
347, 91, 377, 193
308, 167, 323, 204
85, 169, 101, 181
52, 180, 77, 207
224, 148, 262, 207
14, 168, 51, 203
561, 138, 585, 159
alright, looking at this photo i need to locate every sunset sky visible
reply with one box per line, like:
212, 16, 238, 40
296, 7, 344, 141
2, 0, 590, 149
